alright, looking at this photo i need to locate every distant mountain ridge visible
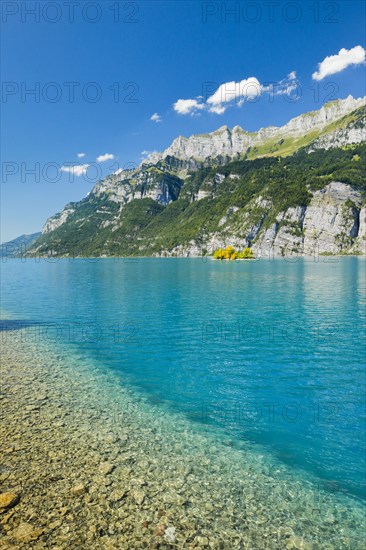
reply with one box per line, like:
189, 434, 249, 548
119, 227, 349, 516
1, 233, 41, 258
25, 96, 366, 258
145, 95, 365, 163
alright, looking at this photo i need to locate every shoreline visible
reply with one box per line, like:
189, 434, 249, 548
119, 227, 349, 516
1, 328, 365, 548
3, 253, 366, 262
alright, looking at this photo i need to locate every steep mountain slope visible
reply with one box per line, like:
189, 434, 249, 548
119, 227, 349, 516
1, 233, 41, 258
31, 97, 366, 258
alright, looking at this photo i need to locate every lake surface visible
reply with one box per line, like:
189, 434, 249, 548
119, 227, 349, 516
1, 257, 365, 507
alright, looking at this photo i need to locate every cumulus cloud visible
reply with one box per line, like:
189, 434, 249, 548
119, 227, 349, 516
150, 113, 162, 123
61, 164, 90, 176
77, 152, 85, 158
172, 71, 301, 115
207, 76, 262, 106
173, 98, 205, 115
96, 153, 114, 163
312, 46, 366, 81
204, 76, 263, 114
209, 104, 227, 115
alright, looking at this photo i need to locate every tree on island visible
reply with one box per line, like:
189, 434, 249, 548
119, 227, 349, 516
213, 246, 254, 260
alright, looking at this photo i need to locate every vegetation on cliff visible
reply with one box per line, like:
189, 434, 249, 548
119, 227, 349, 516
30, 142, 366, 257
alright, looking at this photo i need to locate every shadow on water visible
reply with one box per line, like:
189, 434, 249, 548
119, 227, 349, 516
0, 320, 48, 331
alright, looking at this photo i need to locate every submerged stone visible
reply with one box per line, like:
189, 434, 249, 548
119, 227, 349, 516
109, 489, 127, 502
99, 462, 114, 475
11, 522, 43, 543
154, 523, 165, 536
164, 526, 176, 543
131, 489, 145, 505
0, 492, 19, 511
70, 483, 87, 496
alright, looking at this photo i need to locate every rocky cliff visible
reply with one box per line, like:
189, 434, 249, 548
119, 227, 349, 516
146, 95, 365, 164
196, 182, 365, 258
42, 168, 184, 234
33, 97, 365, 258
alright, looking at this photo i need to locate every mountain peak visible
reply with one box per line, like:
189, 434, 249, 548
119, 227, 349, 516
32, 94, 365, 259
143, 96, 365, 165
215, 125, 230, 133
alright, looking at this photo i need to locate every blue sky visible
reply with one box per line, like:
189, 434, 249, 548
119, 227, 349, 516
1, 0, 365, 241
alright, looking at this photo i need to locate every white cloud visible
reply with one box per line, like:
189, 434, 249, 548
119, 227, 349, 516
150, 112, 162, 123
77, 152, 85, 158
207, 76, 262, 106
140, 150, 159, 163
61, 164, 90, 176
174, 77, 263, 116
209, 104, 227, 115
173, 98, 205, 115
265, 71, 299, 96
172, 71, 301, 115
275, 81, 299, 96
96, 153, 114, 163
312, 45, 366, 81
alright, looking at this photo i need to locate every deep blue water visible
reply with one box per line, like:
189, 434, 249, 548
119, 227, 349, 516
1, 257, 365, 501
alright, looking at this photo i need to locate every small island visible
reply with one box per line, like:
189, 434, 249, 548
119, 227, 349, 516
213, 246, 255, 260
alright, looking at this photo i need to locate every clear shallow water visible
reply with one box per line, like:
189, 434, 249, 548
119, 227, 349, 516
1, 257, 365, 504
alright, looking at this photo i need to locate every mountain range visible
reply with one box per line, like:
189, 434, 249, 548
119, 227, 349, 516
1, 233, 41, 258
4, 95, 366, 258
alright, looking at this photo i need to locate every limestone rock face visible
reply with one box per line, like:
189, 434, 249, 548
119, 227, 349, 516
309, 127, 365, 152
32, 96, 365, 258
166, 182, 365, 258
92, 170, 182, 206
254, 207, 306, 257
154, 181, 365, 258
146, 96, 365, 163
147, 125, 254, 164
250, 182, 364, 257
353, 206, 366, 253
253, 223, 279, 257
42, 205, 75, 233
41, 168, 183, 235
302, 182, 363, 255
278, 95, 365, 137
218, 206, 240, 227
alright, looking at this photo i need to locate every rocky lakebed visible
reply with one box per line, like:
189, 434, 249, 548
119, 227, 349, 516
0, 328, 365, 549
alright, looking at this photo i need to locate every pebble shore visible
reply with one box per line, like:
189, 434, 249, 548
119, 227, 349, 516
0, 328, 365, 549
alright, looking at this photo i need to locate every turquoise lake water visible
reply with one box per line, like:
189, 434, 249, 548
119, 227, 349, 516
1, 257, 365, 505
